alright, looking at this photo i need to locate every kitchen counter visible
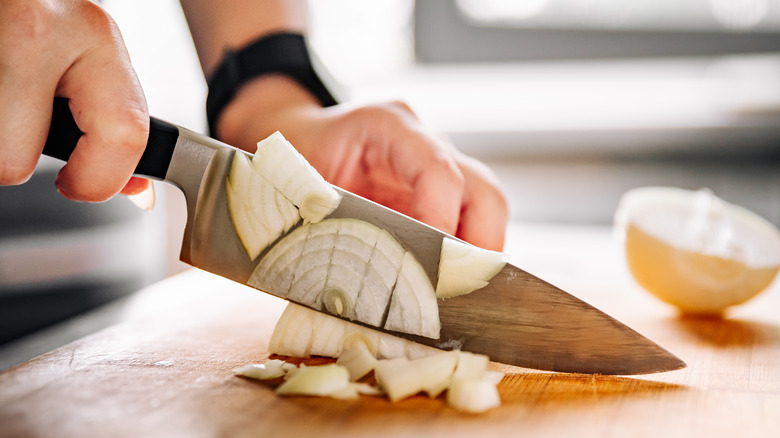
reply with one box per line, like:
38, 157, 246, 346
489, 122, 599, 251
1, 222, 778, 437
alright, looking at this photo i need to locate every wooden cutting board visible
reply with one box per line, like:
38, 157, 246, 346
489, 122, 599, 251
1, 223, 779, 438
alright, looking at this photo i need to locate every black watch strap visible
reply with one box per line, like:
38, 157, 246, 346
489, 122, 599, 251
205, 32, 338, 137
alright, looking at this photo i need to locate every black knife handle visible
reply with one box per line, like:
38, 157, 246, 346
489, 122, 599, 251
44, 97, 180, 180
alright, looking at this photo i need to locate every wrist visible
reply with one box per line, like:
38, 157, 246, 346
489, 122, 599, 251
204, 33, 337, 140
216, 74, 321, 152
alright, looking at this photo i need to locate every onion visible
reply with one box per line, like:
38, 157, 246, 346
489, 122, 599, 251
446, 378, 501, 413
226, 131, 340, 260
615, 187, 780, 314
435, 237, 509, 299
239, 304, 501, 412
268, 303, 440, 360
275, 363, 354, 398
250, 218, 440, 339
226, 151, 300, 260
252, 131, 341, 223
384, 252, 440, 338
232, 359, 286, 380
336, 344, 378, 381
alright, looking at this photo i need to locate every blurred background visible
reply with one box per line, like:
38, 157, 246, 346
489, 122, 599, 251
1, 0, 779, 369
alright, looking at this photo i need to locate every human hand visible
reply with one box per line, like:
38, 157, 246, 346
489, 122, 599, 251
0, 0, 150, 201
216, 75, 508, 251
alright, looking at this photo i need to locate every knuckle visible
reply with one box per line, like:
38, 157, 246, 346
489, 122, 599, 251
348, 101, 415, 127
387, 100, 415, 116
429, 154, 465, 188
489, 185, 510, 218
465, 157, 508, 208
0, 0, 57, 44
98, 109, 150, 157
74, 0, 119, 39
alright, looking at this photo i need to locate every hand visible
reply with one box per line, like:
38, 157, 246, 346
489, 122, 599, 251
217, 75, 508, 251
0, 0, 150, 201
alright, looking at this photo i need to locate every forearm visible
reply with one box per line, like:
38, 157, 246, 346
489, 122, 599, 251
178, 0, 308, 78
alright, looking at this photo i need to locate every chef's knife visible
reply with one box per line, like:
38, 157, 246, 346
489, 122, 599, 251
43, 97, 685, 375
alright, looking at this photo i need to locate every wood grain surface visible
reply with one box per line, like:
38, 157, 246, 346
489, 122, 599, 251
1, 223, 778, 438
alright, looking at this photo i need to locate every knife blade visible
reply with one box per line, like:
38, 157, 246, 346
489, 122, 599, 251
43, 97, 685, 375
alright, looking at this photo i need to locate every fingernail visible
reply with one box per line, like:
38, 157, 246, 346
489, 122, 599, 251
127, 183, 156, 211
54, 174, 73, 200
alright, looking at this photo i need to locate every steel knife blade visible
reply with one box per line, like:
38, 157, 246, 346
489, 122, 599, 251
43, 98, 685, 375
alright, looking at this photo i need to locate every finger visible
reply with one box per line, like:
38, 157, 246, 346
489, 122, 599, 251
390, 135, 464, 236
0, 69, 57, 186
120, 176, 151, 196
0, 3, 62, 185
455, 155, 509, 251
55, 9, 149, 202
355, 102, 465, 235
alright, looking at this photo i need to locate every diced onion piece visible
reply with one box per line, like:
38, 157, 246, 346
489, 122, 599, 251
281, 362, 300, 375
252, 131, 341, 223
446, 378, 501, 413
436, 238, 509, 299
233, 359, 287, 380
275, 363, 352, 398
336, 344, 379, 381
374, 351, 459, 401
484, 370, 506, 385
342, 329, 380, 358
327, 385, 360, 400
373, 358, 411, 402
453, 351, 490, 380
351, 382, 383, 396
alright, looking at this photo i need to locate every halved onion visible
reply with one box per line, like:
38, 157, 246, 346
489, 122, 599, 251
250, 218, 440, 339
615, 187, 780, 314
